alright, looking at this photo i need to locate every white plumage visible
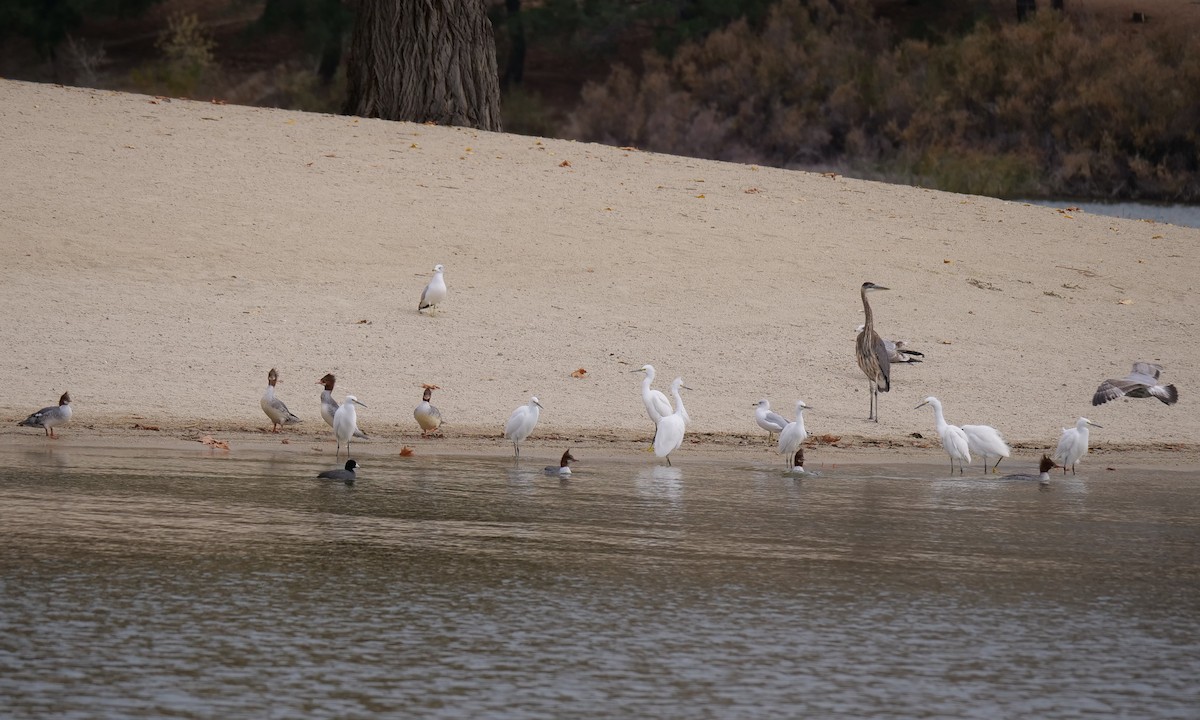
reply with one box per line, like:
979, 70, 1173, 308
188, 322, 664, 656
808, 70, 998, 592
504, 396, 543, 457
961, 424, 1011, 473
653, 378, 690, 465
1053, 417, 1102, 474
777, 400, 810, 470
916, 396, 971, 475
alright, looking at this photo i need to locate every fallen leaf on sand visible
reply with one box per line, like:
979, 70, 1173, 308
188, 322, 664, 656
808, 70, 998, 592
132, 423, 160, 431
198, 435, 230, 451
281, 439, 290, 444
1117, 298, 1133, 305
399, 446, 414, 457
816, 434, 841, 444
571, 368, 588, 378
560, 160, 571, 167
421, 383, 440, 390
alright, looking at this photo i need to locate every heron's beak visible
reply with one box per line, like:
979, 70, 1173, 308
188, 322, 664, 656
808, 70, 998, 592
353, 399, 367, 407
534, 400, 544, 409
915, 401, 928, 409
1088, 420, 1102, 428
682, 385, 694, 391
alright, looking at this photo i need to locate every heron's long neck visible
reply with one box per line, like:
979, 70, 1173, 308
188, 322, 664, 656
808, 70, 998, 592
642, 376, 653, 395
861, 288, 875, 330
794, 412, 806, 436
931, 402, 947, 431
672, 385, 686, 417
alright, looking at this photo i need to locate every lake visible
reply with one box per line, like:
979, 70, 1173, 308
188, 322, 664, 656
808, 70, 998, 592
2, 444, 1198, 718
1020, 200, 1200, 229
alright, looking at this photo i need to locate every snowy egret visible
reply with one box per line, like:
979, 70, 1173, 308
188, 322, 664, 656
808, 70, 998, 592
504, 396, 543, 457
855, 325, 924, 364
18, 391, 72, 439
1053, 417, 1102, 474
915, 396, 971, 475
418, 264, 447, 314
754, 399, 790, 442
855, 282, 892, 421
631, 364, 688, 425
1001, 455, 1058, 485
961, 423, 1012, 473
414, 385, 443, 436
653, 378, 691, 465
261, 368, 300, 432
334, 395, 367, 458
544, 450, 576, 476
777, 400, 811, 470
317, 459, 359, 484
1093, 362, 1178, 406
318, 374, 367, 438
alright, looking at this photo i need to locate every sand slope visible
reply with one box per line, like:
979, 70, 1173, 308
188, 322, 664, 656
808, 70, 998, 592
2, 80, 1197, 455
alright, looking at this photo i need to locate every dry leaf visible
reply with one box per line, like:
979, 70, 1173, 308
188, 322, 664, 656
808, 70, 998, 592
821, 172, 839, 179
198, 435, 230, 451
816, 434, 841, 444
560, 160, 571, 167
357, 319, 371, 324
421, 383, 441, 390
943, 259, 953, 264
399, 446, 414, 457
695, 194, 705, 198
132, 423, 160, 431
939, 340, 953, 345
1152, 234, 1163, 239
280, 439, 290, 444
1117, 299, 1133, 305
571, 368, 588, 378
744, 187, 760, 194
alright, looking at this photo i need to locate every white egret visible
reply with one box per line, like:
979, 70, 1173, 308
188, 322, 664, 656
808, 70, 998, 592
961, 424, 1011, 473
544, 450, 576, 476
653, 378, 691, 465
334, 395, 367, 459
18, 391, 72, 439
915, 396, 971, 475
317, 459, 359, 484
1093, 362, 1178, 406
418, 264, 447, 314
261, 368, 300, 432
754, 399, 790, 443
414, 385, 443, 436
1053, 417, 1102, 474
855, 282, 892, 421
504, 396, 543, 457
631, 364, 675, 425
777, 400, 811, 470
318, 373, 366, 438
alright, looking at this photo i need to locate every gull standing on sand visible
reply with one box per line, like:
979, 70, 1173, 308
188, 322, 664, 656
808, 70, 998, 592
318, 373, 367, 438
961, 423, 1012, 473
916, 396, 971, 475
261, 368, 300, 432
855, 282, 892, 422
18, 391, 73, 438
504, 396, 542, 457
653, 378, 691, 466
334, 395, 367, 458
1092, 362, 1179, 406
753, 399, 791, 443
418, 264, 447, 314
317, 459, 360, 484
414, 385, 443, 436
777, 400, 811, 470
1053, 417, 1102, 474
545, 450, 576, 476
855, 325, 924, 364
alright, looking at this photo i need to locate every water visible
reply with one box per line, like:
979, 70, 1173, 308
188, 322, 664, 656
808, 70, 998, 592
1020, 200, 1200, 229
2, 445, 1198, 719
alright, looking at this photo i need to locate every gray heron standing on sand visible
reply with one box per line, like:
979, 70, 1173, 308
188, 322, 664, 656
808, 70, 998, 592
855, 282, 892, 421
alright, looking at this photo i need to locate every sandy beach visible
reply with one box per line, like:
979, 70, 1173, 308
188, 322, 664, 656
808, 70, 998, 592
2, 79, 1197, 465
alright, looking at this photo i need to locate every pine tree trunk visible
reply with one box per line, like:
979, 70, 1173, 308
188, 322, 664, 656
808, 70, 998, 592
344, 0, 502, 131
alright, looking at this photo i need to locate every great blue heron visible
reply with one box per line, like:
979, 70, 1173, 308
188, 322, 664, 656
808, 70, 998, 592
915, 396, 971, 475
855, 325, 924, 364
1092, 362, 1178, 406
1053, 417, 1102, 474
961, 423, 1011, 473
855, 282, 892, 421
777, 400, 811, 470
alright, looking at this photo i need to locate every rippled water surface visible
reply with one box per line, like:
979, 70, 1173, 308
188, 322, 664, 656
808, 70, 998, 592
2, 444, 1198, 719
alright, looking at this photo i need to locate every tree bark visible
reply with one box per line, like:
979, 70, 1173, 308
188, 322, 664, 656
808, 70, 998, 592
344, 0, 502, 131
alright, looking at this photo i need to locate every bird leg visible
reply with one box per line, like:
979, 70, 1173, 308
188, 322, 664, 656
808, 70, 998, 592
992, 457, 1003, 473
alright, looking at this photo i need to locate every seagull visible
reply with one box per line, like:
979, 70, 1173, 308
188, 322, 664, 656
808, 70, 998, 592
653, 378, 691, 465
418, 264, 447, 314
855, 325, 924, 364
414, 385, 443, 436
915, 396, 971, 475
753, 399, 790, 443
317, 459, 359, 484
334, 395, 367, 458
18, 391, 73, 438
544, 450, 576, 476
961, 423, 1012, 473
1053, 417, 1102, 474
504, 396, 543, 457
777, 400, 811, 470
261, 368, 300, 432
317, 373, 367, 439
1092, 362, 1179, 406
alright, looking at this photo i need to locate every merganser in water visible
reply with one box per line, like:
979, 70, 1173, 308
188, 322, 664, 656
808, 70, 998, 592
504, 396, 543, 457
18, 391, 73, 438
261, 369, 300, 432
334, 395, 367, 459
414, 385, 443, 436
545, 450, 576, 476
1001, 455, 1058, 485
418, 264, 447, 314
317, 459, 359, 484
317, 373, 367, 439
754, 399, 790, 443
777, 400, 811, 470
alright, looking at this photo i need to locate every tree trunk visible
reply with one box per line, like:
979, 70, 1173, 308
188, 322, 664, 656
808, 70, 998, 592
344, 0, 502, 131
